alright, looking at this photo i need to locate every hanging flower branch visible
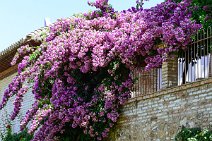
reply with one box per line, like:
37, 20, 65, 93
0, 0, 200, 140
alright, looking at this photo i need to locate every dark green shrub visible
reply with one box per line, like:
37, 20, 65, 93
175, 126, 212, 141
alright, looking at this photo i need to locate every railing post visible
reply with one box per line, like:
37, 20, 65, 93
209, 53, 212, 77
162, 55, 178, 88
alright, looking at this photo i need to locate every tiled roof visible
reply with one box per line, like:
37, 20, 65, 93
0, 27, 46, 78
0, 39, 25, 73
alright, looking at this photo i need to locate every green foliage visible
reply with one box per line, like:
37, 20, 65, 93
0, 127, 33, 141
29, 47, 41, 61
175, 126, 212, 141
172, 0, 212, 28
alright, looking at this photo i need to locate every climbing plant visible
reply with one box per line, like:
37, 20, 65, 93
0, 0, 201, 140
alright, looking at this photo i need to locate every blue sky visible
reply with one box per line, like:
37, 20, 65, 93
0, 0, 164, 51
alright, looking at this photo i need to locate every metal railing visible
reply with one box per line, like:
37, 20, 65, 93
131, 68, 162, 98
178, 27, 212, 85
131, 27, 212, 98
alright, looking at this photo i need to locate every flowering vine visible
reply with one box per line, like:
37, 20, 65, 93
0, 0, 201, 140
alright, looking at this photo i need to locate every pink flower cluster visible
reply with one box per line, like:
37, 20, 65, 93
0, 0, 201, 140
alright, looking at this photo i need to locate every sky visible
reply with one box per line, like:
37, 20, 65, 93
0, 0, 164, 52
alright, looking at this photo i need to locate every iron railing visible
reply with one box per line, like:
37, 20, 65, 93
131, 68, 162, 97
178, 27, 212, 85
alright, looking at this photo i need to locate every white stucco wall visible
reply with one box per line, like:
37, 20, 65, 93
0, 73, 34, 136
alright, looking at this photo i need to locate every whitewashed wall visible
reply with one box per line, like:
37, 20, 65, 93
0, 73, 34, 136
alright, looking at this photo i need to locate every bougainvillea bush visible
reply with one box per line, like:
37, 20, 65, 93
0, 0, 201, 140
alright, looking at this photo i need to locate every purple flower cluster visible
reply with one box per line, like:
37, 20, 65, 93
20, 102, 39, 130
28, 105, 52, 134
11, 86, 29, 120
87, 0, 115, 19
0, 0, 201, 140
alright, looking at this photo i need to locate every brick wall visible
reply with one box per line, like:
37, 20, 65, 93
0, 73, 34, 134
108, 78, 212, 141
